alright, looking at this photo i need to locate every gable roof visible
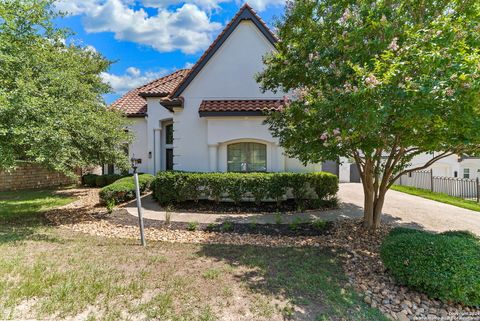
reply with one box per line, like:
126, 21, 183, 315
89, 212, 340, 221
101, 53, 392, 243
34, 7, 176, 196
110, 69, 190, 117
170, 3, 278, 99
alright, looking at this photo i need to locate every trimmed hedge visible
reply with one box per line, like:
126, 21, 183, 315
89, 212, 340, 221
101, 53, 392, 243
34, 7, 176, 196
380, 228, 480, 306
151, 171, 338, 206
99, 174, 155, 205
82, 173, 126, 187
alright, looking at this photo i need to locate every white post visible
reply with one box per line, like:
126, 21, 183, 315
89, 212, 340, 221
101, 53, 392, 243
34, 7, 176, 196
208, 144, 218, 172
276, 144, 285, 172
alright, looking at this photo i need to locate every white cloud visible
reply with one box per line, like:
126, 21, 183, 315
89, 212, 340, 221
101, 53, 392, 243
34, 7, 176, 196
241, 0, 285, 11
141, 0, 228, 11
101, 67, 168, 94
56, 0, 222, 54
140, 0, 285, 11
56, 0, 285, 54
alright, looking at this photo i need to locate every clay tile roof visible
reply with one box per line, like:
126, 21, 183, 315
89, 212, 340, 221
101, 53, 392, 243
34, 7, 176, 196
198, 99, 283, 115
110, 69, 190, 116
171, 3, 278, 98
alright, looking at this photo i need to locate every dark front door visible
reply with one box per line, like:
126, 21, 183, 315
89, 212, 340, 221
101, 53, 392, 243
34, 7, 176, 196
166, 148, 173, 171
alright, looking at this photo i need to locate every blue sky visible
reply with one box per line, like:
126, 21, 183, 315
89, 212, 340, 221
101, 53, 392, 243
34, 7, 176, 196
54, 0, 285, 104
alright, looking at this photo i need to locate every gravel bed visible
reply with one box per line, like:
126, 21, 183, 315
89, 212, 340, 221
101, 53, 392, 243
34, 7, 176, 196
46, 188, 480, 321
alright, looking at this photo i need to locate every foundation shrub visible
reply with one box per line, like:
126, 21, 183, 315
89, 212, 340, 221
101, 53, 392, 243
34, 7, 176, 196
152, 171, 338, 207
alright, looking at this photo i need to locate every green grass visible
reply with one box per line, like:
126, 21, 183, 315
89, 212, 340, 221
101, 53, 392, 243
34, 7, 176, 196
0, 189, 388, 321
391, 185, 480, 212
0, 189, 74, 223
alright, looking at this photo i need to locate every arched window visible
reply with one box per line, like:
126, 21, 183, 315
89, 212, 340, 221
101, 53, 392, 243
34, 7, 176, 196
227, 142, 267, 172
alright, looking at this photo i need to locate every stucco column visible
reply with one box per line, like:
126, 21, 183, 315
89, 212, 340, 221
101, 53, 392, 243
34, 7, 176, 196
276, 144, 285, 172
208, 144, 218, 172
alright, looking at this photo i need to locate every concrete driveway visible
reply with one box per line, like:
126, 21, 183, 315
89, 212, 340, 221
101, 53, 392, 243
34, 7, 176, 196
338, 183, 480, 235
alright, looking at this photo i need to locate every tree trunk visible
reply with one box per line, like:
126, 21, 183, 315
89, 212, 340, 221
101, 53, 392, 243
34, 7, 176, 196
363, 186, 374, 228
362, 180, 387, 231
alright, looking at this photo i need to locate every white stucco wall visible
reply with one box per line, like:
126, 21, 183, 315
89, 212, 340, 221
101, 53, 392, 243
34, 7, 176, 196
127, 118, 149, 173
173, 20, 281, 172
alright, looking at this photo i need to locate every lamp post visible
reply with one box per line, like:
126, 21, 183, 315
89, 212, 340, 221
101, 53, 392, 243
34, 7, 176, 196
131, 156, 146, 247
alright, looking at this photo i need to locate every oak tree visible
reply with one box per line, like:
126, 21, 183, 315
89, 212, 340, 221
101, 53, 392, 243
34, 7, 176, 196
0, 0, 132, 175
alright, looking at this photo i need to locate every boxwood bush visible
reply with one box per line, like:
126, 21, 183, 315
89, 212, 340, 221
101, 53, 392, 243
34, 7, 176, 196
380, 228, 480, 306
99, 174, 155, 205
82, 173, 125, 187
151, 171, 338, 207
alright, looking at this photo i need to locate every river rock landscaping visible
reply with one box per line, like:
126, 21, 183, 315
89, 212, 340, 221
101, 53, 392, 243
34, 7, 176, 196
43, 187, 480, 321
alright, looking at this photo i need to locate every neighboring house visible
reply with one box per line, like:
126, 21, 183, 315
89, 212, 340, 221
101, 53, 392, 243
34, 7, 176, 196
408, 153, 480, 179
109, 4, 332, 176
338, 153, 480, 183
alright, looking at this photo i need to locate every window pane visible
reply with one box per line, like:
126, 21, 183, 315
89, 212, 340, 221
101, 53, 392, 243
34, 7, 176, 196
165, 124, 173, 145
227, 142, 266, 172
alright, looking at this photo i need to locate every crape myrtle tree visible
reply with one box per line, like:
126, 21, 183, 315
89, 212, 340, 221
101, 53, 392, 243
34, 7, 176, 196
0, 0, 132, 175
257, 0, 480, 230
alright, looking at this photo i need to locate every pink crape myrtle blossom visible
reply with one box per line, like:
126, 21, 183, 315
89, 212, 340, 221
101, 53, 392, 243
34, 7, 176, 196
388, 37, 399, 51
365, 74, 381, 87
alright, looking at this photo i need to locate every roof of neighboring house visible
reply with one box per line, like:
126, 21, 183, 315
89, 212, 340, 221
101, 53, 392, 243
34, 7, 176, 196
170, 3, 278, 99
110, 69, 190, 117
198, 99, 283, 117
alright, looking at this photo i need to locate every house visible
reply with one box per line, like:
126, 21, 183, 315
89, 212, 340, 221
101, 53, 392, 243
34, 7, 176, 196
408, 154, 480, 179
110, 4, 334, 176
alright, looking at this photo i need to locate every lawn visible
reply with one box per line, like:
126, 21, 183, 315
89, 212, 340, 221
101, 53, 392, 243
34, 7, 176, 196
0, 189, 387, 321
391, 185, 480, 212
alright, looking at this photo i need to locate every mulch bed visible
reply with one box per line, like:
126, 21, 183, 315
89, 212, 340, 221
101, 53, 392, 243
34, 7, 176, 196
161, 198, 337, 214
45, 187, 479, 321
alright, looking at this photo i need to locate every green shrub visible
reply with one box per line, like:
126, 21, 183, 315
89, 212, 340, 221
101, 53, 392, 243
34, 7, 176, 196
82, 173, 124, 187
99, 174, 155, 205
221, 221, 234, 232
82, 174, 98, 187
267, 173, 290, 206
441, 230, 479, 240
151, 171, 338, 207
244, 173, 269, 205
95, 175, 108, 187
310, 219, 327, 231
309, 172, 339, 200
105, 174, 123, 185
187, 221, 199, 231
380, 228, 480, 306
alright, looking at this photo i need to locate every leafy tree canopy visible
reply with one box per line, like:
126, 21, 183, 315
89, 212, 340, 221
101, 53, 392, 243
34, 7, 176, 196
0, 0, 131, 175
258, 0, 480, 229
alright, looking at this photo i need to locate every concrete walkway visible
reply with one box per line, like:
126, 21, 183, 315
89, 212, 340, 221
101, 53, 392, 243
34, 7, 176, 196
123, 183, 480, 235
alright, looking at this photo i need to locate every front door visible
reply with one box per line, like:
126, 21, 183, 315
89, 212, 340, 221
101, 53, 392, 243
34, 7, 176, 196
164, 123, 173, 170
166, 148, 173, 170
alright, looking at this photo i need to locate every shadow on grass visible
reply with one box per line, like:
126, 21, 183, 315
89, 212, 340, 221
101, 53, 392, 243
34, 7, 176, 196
0, 189, 76, 244
197, 244, 389, 321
